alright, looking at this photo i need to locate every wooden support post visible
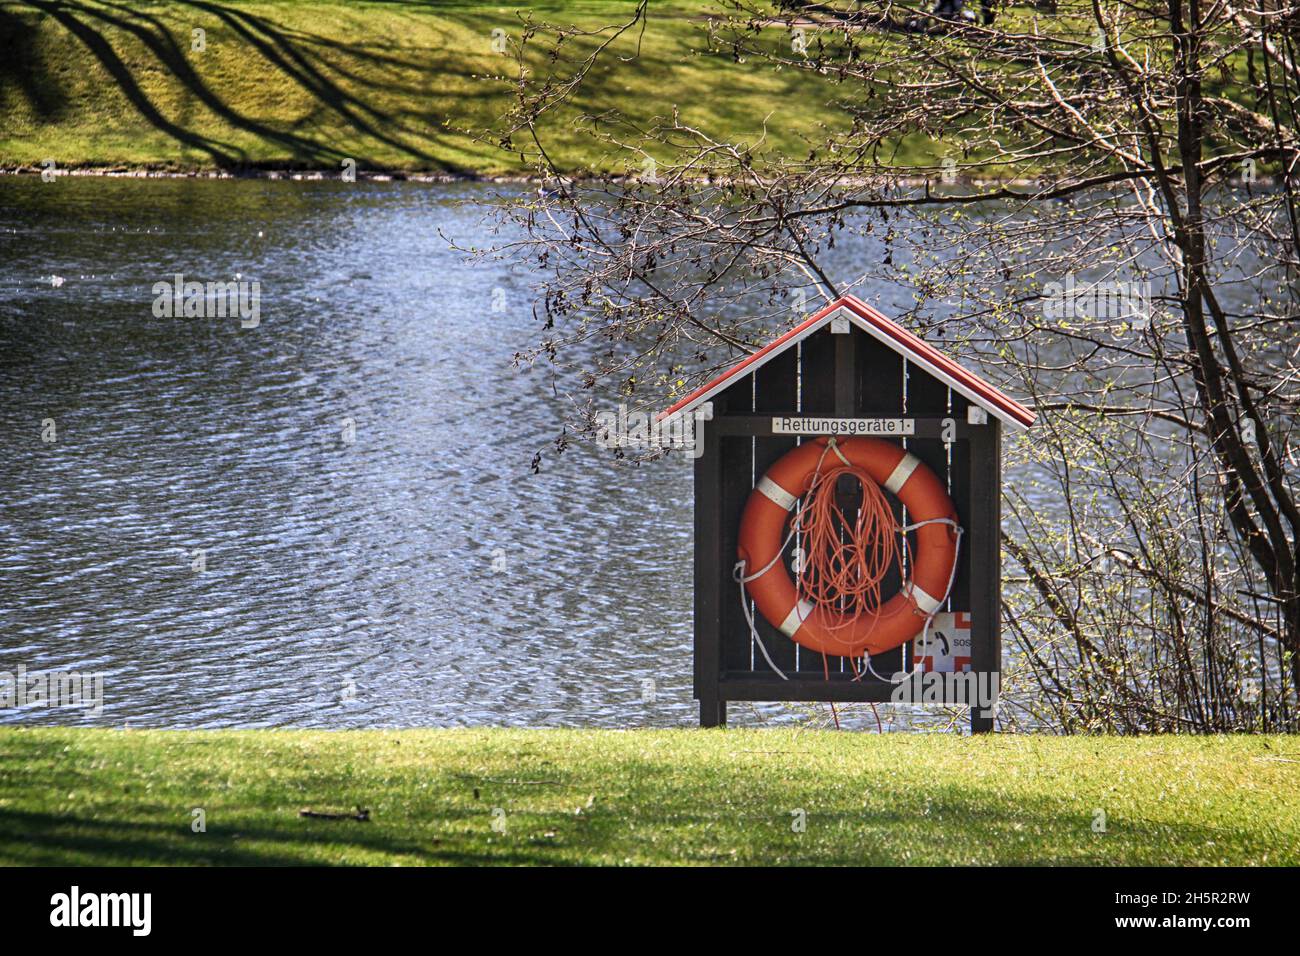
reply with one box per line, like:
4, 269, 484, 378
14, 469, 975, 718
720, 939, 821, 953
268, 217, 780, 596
969, 420, 1001, 734
694, 421, 726, 727
700, 697, 726, 727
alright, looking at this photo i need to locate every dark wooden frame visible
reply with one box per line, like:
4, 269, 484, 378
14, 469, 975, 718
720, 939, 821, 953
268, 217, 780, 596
693, 325, 1001, 732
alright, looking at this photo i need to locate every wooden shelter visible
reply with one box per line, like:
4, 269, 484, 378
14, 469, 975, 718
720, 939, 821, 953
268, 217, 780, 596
661, 295, 1035, 731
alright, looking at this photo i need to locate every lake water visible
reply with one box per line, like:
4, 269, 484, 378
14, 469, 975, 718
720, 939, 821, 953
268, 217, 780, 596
0, 176, 986, 730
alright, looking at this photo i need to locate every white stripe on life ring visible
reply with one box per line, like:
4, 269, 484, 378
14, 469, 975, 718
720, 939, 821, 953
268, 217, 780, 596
778, 600, 814, 638
756, 475, 798, 512
883, 452, 921, 495
905, 582, 944, 615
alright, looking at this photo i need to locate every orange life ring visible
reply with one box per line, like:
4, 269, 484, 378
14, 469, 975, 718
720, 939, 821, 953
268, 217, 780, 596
737, 436, 959, 658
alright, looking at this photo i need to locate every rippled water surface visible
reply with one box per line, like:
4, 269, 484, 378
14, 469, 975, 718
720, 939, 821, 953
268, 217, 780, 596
3, 175, 1060, 731
0, 177, 706, 728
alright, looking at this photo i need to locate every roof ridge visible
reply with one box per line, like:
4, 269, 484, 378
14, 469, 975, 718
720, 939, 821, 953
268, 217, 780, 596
659, 295, 1035, 430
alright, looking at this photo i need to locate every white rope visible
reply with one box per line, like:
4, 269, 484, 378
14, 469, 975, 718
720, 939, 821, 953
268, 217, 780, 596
828, 436, 853, 467
734, 560, 790, 680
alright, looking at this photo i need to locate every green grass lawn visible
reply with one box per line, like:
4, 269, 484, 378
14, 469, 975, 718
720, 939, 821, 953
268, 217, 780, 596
1, 728, 1296, 865
0, 0, 864, 174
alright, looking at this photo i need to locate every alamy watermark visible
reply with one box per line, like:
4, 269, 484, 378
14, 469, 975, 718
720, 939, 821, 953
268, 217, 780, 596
50, 886, 150, 936
889, 669, 998, 719
1042, 274, 1151, 328
594, 404, 709, 459
0, 664, 104, 716
152, 273, 260, 328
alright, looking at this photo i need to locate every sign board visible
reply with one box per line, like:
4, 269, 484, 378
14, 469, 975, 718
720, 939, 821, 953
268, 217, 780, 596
771, 417, 914, 436
913, 611, 972, 672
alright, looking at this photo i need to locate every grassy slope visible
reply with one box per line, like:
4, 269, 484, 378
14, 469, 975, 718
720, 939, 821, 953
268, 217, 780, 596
0, 2, 1262, 176
1, 728, 1297, 865
0, 0, 867, 174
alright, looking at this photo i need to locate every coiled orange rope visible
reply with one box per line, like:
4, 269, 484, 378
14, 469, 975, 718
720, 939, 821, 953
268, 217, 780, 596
797, 450, 910, 710
796, 463, 907, 633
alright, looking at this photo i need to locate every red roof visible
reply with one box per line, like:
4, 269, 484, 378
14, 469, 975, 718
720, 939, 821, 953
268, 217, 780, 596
659, 295, 1035, 429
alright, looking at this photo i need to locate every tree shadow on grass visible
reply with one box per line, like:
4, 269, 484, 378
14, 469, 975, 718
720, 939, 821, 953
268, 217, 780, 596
0, 7, 69, 121
11, 0, 492, 172
0, 807, 582, 866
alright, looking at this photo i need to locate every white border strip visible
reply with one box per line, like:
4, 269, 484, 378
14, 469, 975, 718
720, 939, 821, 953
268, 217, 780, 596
883, 453, 921, 494
756, 476, 798, 511
906, 582, 944, 615
778, 600, 814, 638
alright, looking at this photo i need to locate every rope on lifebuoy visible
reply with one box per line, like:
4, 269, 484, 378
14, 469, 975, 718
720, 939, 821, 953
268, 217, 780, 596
732, 439, 843, 681
735, 437, 963, 685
